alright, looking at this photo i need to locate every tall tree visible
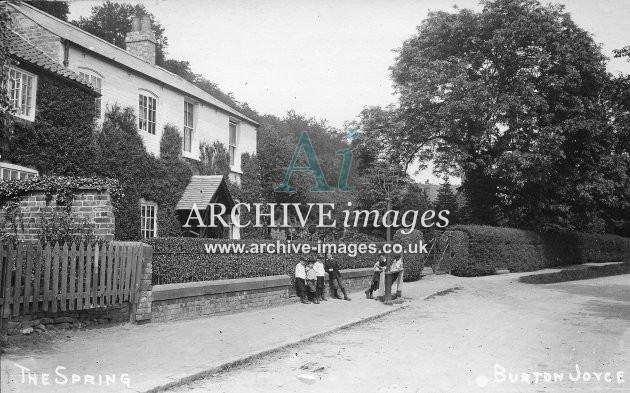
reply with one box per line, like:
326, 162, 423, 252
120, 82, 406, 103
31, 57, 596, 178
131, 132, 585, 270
25, 1, 69, 21
434, 177, 459, 225
73, 1, 168, 65
390, 0, 613, 231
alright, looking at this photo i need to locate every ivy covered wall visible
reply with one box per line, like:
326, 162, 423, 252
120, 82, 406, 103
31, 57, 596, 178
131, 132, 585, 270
7, 65, 99, 176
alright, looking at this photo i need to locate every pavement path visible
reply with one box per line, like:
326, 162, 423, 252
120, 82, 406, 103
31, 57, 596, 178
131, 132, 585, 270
0, 275, 462, 393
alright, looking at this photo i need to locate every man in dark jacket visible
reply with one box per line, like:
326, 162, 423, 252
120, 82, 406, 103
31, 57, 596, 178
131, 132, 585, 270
324, 253, 351, 301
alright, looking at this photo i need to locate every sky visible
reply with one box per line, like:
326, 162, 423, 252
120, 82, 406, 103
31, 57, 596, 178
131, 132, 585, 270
68, 0, 630, 184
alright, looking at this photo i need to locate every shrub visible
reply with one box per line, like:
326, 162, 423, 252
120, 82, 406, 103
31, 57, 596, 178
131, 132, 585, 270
393, 229, 424, 281
447, 225, 630, 276
37, 208, 108, 246
144, 237, 385, 285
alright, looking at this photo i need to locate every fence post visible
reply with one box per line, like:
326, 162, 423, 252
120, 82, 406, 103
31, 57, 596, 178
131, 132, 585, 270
130, 244, 152, 324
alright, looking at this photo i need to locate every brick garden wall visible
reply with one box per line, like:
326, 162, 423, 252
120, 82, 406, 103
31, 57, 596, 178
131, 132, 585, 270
0, 188, 115, 241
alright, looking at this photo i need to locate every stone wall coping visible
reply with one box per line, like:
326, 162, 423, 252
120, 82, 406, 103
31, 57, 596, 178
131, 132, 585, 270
152, 268, 374, 302
152, 275, 292, 302
336, 267, 373, 279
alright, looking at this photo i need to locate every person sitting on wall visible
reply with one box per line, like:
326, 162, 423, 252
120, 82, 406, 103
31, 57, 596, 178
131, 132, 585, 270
295, 256, 310, 304
305, 257, 320, 304
365, 252, 387, 299
314, 255, 327, 302
325, 253, 351, 301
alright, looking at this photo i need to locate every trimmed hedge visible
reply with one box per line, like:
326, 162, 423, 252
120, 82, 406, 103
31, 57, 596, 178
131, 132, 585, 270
144, 238, 387, 285
393, 229, 424, 282
519, 263, 630, 284
447, 225, 630, 276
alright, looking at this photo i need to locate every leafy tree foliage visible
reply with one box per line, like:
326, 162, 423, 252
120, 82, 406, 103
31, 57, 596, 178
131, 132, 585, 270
73, 1, 168, 65
434, 177, 459, 225
197, 141, 231, 177
390, 0, 617, 232
25, 1, 69, 21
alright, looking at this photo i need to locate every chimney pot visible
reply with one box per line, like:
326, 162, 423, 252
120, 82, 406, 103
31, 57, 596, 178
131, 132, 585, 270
140, 15, 152, 33
125, 14, 157, 65
131, 16, 141, 32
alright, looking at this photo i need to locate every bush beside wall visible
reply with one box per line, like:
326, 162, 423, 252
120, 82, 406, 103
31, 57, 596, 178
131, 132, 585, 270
393, 229, 424, 282
144, 238, 387, 285
447, 225, 630, 276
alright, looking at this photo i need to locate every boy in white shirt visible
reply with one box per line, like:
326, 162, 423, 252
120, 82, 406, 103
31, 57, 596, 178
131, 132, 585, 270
305, 257, 319, 304
314, 255, 327, 301
294, 257, 309, 304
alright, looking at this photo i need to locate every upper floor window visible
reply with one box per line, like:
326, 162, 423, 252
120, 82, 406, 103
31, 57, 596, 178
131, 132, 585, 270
183, 101, 194, 153
78, 70, 102, 118
138, 93, 157, 134
229, 121, 238, 166
140, 202, 157, 238
7, 67, 37, 121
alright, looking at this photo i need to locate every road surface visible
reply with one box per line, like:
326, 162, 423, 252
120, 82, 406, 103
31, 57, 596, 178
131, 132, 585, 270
168, 274, 630, 393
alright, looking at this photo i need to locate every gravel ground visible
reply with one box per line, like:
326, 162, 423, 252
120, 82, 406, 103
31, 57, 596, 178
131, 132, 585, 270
169, 274, 630, 393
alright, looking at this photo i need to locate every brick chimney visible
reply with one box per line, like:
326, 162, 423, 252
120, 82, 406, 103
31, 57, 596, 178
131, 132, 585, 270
125, 15, 156, 65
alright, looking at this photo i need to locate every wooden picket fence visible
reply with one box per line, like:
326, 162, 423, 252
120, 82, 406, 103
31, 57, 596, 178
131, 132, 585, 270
0, 241, 145, 318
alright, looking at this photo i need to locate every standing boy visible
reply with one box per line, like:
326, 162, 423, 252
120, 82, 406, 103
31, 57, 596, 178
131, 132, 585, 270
314, 255, 327, 301
295, 257, 309, 304
325, 253, 351, 301
305, 257, 320, 304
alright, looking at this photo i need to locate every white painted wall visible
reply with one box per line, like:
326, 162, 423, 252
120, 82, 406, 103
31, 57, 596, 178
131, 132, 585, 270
67, 47, 257, 177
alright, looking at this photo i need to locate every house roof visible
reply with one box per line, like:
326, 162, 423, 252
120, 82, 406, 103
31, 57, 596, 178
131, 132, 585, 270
176, 175, 233, 211
5, 29, 96, 92
10, 1, 258, 126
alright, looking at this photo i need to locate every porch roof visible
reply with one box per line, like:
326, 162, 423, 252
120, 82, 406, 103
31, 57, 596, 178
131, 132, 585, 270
175, 175, 234, 211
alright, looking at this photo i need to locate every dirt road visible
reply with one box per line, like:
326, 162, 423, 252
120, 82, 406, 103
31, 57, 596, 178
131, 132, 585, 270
168, 274, 630, 393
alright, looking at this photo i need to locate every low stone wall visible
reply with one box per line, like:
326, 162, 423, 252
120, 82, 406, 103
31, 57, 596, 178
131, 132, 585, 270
5, 303, 130, 335
151, 275, 292, 322
151, 268, 375, 323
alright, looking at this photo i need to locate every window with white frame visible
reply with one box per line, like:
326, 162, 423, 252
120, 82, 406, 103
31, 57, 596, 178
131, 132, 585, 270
183, 101, 194, 153
138, 93, 157, 134
140, 203, 157, 238
78, 71, 102, 118
229, 121, 238, 166
7, 67, 37, 121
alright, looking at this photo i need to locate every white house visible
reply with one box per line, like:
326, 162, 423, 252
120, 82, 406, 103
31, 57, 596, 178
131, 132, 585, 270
7, 2, 258, 180
6, 2, 259, 240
